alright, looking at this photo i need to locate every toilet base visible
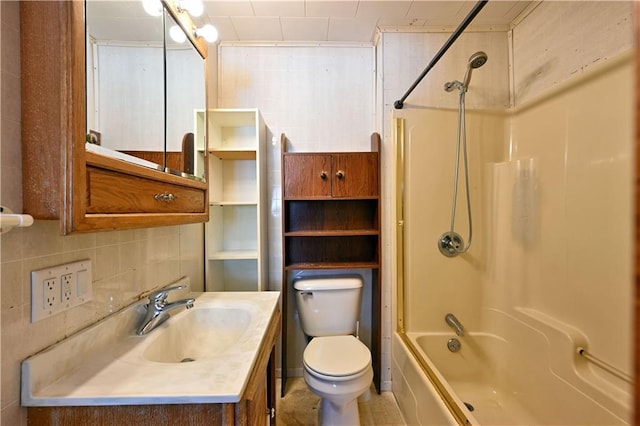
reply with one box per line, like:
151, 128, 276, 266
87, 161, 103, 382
318, 397, 360, 426
303, 365, 373, 426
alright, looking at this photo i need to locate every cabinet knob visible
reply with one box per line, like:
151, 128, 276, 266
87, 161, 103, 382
336, 170, 345, 179
154, 192, 177, 202
319, 171, 328, 180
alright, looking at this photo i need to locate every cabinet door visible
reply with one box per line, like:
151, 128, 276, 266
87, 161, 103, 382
283, 154, 331, 198
332, 153, 378, 197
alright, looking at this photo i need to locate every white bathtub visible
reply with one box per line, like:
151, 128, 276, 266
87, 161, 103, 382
392, 308, 631, 425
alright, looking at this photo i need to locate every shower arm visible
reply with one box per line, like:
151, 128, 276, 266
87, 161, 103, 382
393, 0, 488, 110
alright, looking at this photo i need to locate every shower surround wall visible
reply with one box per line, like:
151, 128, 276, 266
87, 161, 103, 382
394, 54, 633, 424
0, 2, 206, 424
382, 1, 634, 424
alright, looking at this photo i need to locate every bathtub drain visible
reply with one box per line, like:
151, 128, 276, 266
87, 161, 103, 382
447, 338, 461, 352
464, 402, 475, 412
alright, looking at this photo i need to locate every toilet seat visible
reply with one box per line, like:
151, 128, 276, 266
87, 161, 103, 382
303, 335, 371, 380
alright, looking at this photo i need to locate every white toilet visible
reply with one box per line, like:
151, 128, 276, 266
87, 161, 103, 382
294, 275, 373, 426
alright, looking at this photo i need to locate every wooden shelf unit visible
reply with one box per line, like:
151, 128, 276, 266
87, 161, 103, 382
280, 133, 382, 396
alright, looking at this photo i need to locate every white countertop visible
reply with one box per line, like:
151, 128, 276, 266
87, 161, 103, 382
21, 279, 280, 407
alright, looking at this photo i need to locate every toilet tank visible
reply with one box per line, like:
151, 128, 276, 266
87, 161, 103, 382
293, 275, 363, 337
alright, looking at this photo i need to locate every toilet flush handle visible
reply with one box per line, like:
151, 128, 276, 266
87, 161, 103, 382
300, 291, 313, 297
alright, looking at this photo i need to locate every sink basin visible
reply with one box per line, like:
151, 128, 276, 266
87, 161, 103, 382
21, 280, 281, 406
142, 307, 252, 363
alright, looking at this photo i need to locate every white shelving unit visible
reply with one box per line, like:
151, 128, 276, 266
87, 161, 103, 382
200, 109, 268, 291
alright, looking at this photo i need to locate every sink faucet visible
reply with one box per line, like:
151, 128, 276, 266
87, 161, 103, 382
445, 313, 465, 336
137, 285, 195, 335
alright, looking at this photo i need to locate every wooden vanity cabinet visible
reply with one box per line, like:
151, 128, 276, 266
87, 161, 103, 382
20, 1, 209, 234
280, 134, 382, 395
28, 307, 281, 426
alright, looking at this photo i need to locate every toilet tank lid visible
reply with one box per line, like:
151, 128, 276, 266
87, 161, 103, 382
293, 276, 362, 291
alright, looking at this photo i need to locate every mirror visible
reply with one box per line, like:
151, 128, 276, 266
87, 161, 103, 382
85, 1, 206, 181
164, 10, 206, 180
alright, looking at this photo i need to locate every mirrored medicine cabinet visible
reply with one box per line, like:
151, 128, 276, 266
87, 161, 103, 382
21, 0, 209, 234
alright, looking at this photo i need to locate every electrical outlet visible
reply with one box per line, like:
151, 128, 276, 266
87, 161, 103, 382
31, 260, 93, 323
43, 277, 59, 310
61, 273, 73, 304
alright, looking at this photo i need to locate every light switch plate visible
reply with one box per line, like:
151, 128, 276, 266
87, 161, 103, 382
31, 260, 93, 323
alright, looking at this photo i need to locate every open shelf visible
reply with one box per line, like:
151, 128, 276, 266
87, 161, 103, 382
211, 149, 256, 161
284, 261, 380, 270
284, 235, 379, 267
210, 201, 257, 206
209, 250, 258, 260
284, 199, 379, 233
208, 258, 259, 292
284, 230, 379, 237
203, 109, 268, 292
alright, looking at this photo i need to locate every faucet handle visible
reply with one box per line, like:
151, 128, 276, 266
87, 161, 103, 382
148, 284, 187, 304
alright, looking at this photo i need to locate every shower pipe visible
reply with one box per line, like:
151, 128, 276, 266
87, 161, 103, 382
393, 0, 488, 110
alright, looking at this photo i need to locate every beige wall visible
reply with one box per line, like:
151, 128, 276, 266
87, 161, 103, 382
399, 50, 633, 365
0, 2, 205, 424
506, 56, 634, 381
508, 0, 634, 379
512, 1, 633, 106
398, 108, 506, 332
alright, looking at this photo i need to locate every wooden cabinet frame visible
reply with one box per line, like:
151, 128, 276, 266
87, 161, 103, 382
21, 1, 209, 234
280, 133, 382, 396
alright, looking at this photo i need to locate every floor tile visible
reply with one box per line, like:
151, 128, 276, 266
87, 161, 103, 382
276, 378, 405, 425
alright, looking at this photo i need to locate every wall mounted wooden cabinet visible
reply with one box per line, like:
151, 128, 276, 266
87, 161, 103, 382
283, 153, 378, 199
20, 1, 209, 234
280, 133, 382, 395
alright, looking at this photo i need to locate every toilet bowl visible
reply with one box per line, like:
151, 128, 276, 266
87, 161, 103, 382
303, 335, 373, 426
294, 275, 372, 426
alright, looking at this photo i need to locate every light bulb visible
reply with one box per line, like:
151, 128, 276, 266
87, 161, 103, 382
195, 24, 218, 43
169, 25, 187, 43
142, 0, 163, 17
181, 0, 203, 17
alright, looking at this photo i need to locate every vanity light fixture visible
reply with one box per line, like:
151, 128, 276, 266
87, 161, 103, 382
194, 24, 218, 43
142, 0, 163, 16
169, 25, 188, 43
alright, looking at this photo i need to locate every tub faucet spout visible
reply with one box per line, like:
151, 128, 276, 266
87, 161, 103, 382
445, 313, 464, 336
137, 285, 195, 335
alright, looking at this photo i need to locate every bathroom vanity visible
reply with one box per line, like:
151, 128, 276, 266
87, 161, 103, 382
22, 287, 280, 425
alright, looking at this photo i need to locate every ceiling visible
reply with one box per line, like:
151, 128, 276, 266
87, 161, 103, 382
87, 1, 533, 44
198, 1, 532, 43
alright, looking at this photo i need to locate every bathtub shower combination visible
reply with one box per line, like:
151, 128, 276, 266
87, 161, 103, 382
392, 51, 633, 425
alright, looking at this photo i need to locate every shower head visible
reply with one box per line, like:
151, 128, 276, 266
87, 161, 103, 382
462, 51, 488, 91
468, 51, 488, 69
